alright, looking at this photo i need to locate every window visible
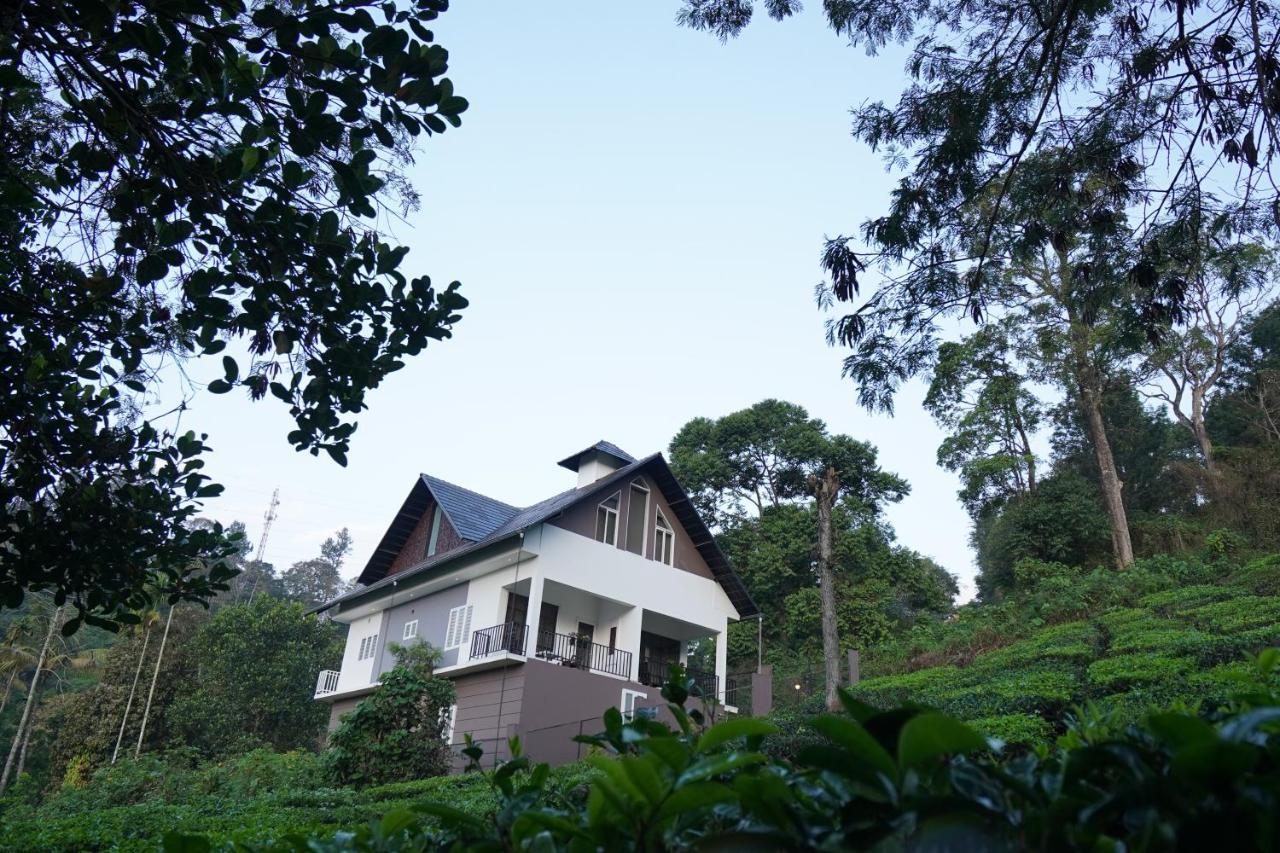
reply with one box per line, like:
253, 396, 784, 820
357, 634, 379, 661
441, 704, 457, 743
425, 505, 444, 558
595, 493, 619, 546
403, 620, 419, 640
625, 480, 649, 555
620, 689, 648, 722
654, 509, 675, 565
445, 605, 473, 649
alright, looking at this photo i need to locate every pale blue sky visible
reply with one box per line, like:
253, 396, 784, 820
192, 3, 980, 599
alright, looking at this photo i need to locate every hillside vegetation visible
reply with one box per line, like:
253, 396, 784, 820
840, 552, 1280, 745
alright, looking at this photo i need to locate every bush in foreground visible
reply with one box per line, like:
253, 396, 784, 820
156, 655, 1280, 851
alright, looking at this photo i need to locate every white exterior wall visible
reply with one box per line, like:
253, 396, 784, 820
532, 523, 738, 686
337, 612, 387, 694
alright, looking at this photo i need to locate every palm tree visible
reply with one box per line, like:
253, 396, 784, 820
112, 608, 160, 764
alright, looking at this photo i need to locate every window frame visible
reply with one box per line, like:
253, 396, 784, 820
403, 619, 419, 640
620, 688, 648, 722
595, 491, 621, 547
426, 505, 444, 558
441, 704, 458, 744
653, 508, 675, 566
444, 604, 473, 650
357, 633, 379, 661
625, 479, 650, 555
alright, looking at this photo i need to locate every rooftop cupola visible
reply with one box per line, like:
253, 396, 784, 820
557, 441, 636, 487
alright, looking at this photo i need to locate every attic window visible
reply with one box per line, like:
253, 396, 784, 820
595, 493, 620, 546
425, 505, 444, 558
654, 510, 675, 566
625, 480, 649, 555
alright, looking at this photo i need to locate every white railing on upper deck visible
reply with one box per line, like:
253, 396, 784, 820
315, 669, 341, 698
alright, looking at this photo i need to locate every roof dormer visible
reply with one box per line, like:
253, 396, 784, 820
557, 440, 636, 488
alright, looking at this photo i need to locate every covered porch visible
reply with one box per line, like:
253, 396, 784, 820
464, 576, 726, 698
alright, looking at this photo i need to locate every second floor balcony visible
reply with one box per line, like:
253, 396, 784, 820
469, 621, 633, 680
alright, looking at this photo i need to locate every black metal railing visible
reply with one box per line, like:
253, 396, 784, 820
639, 657, 718, 700
470, 622, 527, 659
723, 671, 754, 714
533, 629, 632, 679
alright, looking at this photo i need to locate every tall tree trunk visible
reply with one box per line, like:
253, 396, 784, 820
1190, 387, 1216, 473
1081, 386, 1135, 567
0, 606, 60, 793
0, 669, 16, 716
112, 627, 151, 764
135, 607, 174, 757
815, 466, 842, 712
15, 708, 34, 779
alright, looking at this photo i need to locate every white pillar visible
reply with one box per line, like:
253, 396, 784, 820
714, 620, 728, 702
617, 606, 644, 682
524, 571, 545, 656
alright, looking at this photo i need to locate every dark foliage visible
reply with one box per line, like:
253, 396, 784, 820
1, 0, 468, 629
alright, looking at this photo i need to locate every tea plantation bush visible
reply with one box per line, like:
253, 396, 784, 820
0, 749, 595, 851
172, 657, 1280, 851
836, 557, 1280, 738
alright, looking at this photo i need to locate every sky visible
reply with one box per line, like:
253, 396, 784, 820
192, 2, 982, 600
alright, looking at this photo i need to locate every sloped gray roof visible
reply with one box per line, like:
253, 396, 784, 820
556, 440, 636, 471
420, 473, 519, 541
335, 454, 759, 619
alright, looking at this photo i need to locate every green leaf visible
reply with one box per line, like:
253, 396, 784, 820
207, 379, 232, 394
677, 751, 766, 784
897, 713, 987, 769
698, 717, 779, 753
162, 833, 211, 853
810, 715, 897, 779
653, 781, 735, 825
222, 356, 238, 382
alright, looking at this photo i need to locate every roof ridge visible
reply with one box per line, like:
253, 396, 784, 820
419, 472, 521, 514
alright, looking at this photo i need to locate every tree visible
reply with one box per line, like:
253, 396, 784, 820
680, 0, 1278, 331
671, 401, 908, 710
1, 0, 469, 630
134, 606, 175, 758
112, 608, 160, 764
1138, 244, 1276, 470
0, 605, 59, 793
325, 642, 455, 786
280, 527, 352, 608
924, 323, 1043, 517
167, 597, 340, 757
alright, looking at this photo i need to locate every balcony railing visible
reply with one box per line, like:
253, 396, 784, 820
315, 669, 340, 698
639, 658, 719, 701
470, 622, 528, 659
534, 629, 633, 679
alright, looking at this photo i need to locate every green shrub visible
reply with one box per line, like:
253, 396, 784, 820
848, 665, 968, 709
1107, 625, 1218, 657
969, 712, 1054, 746
970, 620, 1098, 670
1228, 554, 1280, 595
1086, 653, 1195, 689
1138, 584, 1246, 614
934, 668, 1080, 718
205, 660, 1280, 852
1185, 595, 1280, 633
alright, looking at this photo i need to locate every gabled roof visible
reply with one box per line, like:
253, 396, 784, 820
420, 474, 519, 541
556, 440, 636, 471
336, 453, 759, 619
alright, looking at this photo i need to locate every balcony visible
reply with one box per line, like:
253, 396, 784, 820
468, 622, 633, 680
314, 669, 340, 698
639, 657, 718, 700
470, 622, 528, 658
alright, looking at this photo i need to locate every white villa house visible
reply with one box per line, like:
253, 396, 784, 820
312, 441, 759, 766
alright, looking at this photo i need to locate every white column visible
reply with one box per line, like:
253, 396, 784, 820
714, 619, 728, 702
524, 571, 545, 656
617, 606, 644, 681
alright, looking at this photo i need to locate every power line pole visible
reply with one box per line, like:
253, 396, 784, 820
246, 488, 279, 604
